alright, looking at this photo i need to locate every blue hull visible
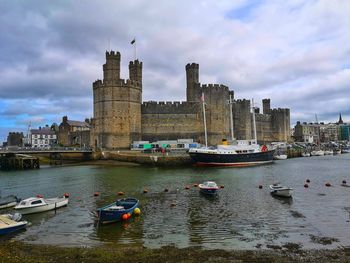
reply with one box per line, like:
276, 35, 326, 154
189, 150, 275, 167
97, 198, 139, 224
0, 222, 27, 235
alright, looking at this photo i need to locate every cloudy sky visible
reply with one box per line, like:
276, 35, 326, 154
1, 0, 350, 142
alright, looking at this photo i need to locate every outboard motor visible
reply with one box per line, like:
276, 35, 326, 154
11, 213, 22, 222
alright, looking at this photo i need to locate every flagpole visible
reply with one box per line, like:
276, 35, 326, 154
202, 92, 208, 148
134, 37, 136, 60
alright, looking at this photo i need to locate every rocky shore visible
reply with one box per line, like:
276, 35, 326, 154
0, 241, 349, 263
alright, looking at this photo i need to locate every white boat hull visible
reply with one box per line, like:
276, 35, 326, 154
269, 185, 293, 198
301, 152, 310, 157
274, 154, 287, 160
15, 198, 68, 215
0, 201, 17, 209
311, 150, 324, 156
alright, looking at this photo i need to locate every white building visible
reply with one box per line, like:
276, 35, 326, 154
29, 127, 57, 148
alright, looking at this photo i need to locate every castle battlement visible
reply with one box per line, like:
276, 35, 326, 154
105, 50, 120, 59
142, 100, 200, 114
200, 84, 229, 91
186, 63, 199, 69
129, 60, 143, 67
93, 79, 141, 89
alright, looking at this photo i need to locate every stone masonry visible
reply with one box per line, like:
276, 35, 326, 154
91, 50, 290, 149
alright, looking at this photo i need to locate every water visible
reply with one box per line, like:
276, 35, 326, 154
0, 154, 349, 249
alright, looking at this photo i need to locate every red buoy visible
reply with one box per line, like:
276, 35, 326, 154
304, 183, 309, 188
193, 183, 198, 187
36, 194, 43, 198
117, 191, 125, 196
325, 182, 331, 187
164, 188, 169, 192
185, 186, 190, 190
143, 189, 148, 194
63, 193, 70, 198
306, 179, 310, 183
220, 185, 225, 189
122, 214, 129, 221
258, 185, 263, 189
342, 180, 347, 185
93, 192, 100, 197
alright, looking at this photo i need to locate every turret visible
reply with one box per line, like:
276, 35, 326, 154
129, 60, 143, 86
103, 51, 121, 82
186, 63, 199, 102
262, 98, 271, 114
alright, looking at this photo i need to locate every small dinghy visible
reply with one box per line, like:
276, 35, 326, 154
0, 195, 20, 209
198, 181, 219, 195
274, 154, 287, 160
14, 195, 69, 215
269, 183, 293, 198
96, 197, 139, 224
0, 213, 28, 235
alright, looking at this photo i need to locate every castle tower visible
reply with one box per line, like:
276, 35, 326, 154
129, 60, 143, 86
91, 51, 142, 149
103, 51, 120, 82
262, 98, 271, 114
186, 63, 199, 102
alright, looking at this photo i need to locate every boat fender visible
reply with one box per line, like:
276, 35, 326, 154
261, 145, 268, 152
134, 207, 141, 216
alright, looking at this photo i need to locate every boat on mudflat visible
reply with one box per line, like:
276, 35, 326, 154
189, 141, 274, 167
269, 184, 293, 198
0, 213, 28, 235
96, 197, 139, 224
199, 181, 219, 195
0, 195, 20, 209
14, 196, 69, 215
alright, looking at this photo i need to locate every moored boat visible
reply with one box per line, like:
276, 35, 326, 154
0, 213, 28, 235
189, 143, 275, 167
301, 152, 311, 157
274, 154, 287, 160
311, 150, 324, 156
14, 196, 69, 215
198, 181, 219, 195
96, 197, 139, 224
269, 184, 293, 198
0, 195, 20, 209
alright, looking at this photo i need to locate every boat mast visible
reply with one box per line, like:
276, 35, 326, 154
228, 94, 234, 141
251, 98, 257, 144
202, 92, 208, 147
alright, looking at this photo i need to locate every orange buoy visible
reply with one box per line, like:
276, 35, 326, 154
143, 189, 148, 193
170, 202, 176, 207
325, 182, 331, 187
122, 214, 129, 221
63, 193, 70, 198
36, 194, 43, 198
258, 185, 263, 189
306, 179, 310, 183
117, 191, 125, 196
127, 213, 132, 219
93, 192, 100, 197
304, 183, 309, 188
164, 188, 169, 192
193, 183, 198, 187
220, 185, 225, 189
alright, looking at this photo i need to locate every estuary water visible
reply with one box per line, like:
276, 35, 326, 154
0, 154, 349, 250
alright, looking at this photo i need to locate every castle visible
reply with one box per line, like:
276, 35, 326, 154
90, 51, 290, 149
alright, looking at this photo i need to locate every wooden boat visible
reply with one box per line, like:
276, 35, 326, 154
198, 181, 219, 195
0, 195, 20, 209
269, 184, 293, 198
0, 213, 28, 235
14, 196, 69, 215
96, 197, 139, 224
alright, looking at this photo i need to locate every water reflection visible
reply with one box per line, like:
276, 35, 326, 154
0, 154, 349, 249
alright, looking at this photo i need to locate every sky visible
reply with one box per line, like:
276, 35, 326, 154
1, 0, 350, 142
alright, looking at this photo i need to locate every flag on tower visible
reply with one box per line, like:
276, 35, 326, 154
201, 93, 205, 102
130, 38, 136, 45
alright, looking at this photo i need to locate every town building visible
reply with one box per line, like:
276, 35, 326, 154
91, 51, 290, 149
29, 126, 57, 148
293, 121, 320, 144
58, 116, 90, 147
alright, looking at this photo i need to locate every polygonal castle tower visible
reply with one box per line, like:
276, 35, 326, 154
90, 51, 143, 148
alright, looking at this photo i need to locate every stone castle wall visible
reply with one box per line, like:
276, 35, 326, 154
91, 50, 291, 149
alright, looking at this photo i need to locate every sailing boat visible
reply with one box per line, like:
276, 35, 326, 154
188, 96, 275, 166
